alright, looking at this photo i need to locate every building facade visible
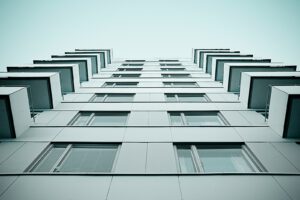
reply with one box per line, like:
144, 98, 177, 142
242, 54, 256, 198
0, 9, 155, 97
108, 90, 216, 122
0, 48, 299, 200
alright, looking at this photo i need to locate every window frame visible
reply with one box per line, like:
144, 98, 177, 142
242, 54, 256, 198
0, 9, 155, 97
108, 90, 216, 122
69, 111, 130, 126
112, 74, 141, 78
163, 82, 198, 87
161, 74, 191, 78
118, 68, 143, 71
27, 143, 121, 173
168, 111, 229, 126
165, 93, 210, 102
174, 143, 265, 173
102, 82, 139, 87
90, 93, 135, 102
161, 68, 185, 71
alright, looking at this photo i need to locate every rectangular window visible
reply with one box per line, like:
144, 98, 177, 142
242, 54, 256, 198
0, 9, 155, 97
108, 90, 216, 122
71, 112, 129, 126
165, 93, 209, 102
159, 59, 179, 62
122, 63, 144, 66
30, 143, 119, 173
161, 68, 185, 71
169, 111, 226, 126
118, 68, 142, 71
102, 82, 138, 87
91, 94, 135, 102
160, 63, 182, 66
163, 82, 198, 87
162, 74, 190, 78
176, 144, 262, 173
112, 74, 141, 78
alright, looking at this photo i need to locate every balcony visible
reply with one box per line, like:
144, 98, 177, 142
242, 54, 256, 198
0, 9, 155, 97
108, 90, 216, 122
0, 72, 62, 110
223, 63, 297, 93
239, 71, 300, 109
0, 87, 31, 138
7, 64, 81, 93
268, 86, 300, 138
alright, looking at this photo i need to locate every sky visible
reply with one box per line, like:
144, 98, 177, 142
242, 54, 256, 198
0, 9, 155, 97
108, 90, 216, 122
0, 0, 300, 66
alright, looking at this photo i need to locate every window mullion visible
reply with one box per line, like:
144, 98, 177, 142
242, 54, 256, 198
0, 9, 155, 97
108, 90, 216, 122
175, 94, 179, 102
50, 144, 72, 172
103, 94, 108, 102
181, 112, 187, 126
192, 145, 204, 173
86, 113, 95, 126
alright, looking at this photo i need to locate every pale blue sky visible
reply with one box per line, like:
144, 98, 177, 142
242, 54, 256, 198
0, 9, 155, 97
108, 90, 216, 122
0, 0, 300, 66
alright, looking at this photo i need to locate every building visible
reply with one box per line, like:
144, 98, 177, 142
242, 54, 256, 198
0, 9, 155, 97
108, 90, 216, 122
0, 48, 299, 200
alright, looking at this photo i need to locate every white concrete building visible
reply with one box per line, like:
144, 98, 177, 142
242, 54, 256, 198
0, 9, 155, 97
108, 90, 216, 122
0, 48, 299, 200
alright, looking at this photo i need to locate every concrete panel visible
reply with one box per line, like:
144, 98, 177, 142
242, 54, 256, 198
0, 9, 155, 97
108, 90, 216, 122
32, 111, 60, 126
114, 143, 147, 173
47, 111, 78, 126
239, 111, 267, 126
107, 176, 181, 200
134, 93, 150, 101
146, 143, 177, 173
16, 127, 63, 142
54, 127, 125, 142
127, 112, 148, 126
149, 93, 165, 101
0, 176, 111, 200
272, 143, 300, 171
179, 176, 290, 200
221, 111, 250, 126
124, 128, 172, 142
0, 142, 24, 165
171, 127, 242, 142
148, 112, 169, 126
235, 127, 284, 142
247, 143, 298, 173
274, 176, 300, 200
0, 142, 49, 173
0, 176, 18, 197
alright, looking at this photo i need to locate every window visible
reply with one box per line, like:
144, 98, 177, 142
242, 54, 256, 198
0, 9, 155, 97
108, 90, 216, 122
175, 144, 262, 173
29, 143, 119, 173
168, 111, 226, 126
122, 63, 144, 66
102, 82, 138, 87
118, 68, 142, 71
160, 63, 182, 66
112, 74, 141, 78
159, 59, 179, 62
162, 74, 190, 78
161, 68, 185, 71
71, 112, 129, 126
91, 94, 135, 102
165, 93, 209, 102
163, 82, 198, 87
125, 60, 145, 62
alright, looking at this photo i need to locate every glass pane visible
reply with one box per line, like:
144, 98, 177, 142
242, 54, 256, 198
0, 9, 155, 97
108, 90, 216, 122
33, 146, 66, 172
59, 145, 118, 172
91, 112, 128, 126
197, 147, 254, 172
73, 113, 91, 126
163, 82, 172, 87
103, 82, 114, 87
115, 82, 138, 87
169, 74, 189, 78
122, 74, 140, 77
173, 82, 197, 87
169, 112, 183, 125
93, 94, 105, 102
105, 94, 134, 102
185, 112, 223, 126
177, 94, 207, 102
177, 148, 196, 173
165, 94, 177, 102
